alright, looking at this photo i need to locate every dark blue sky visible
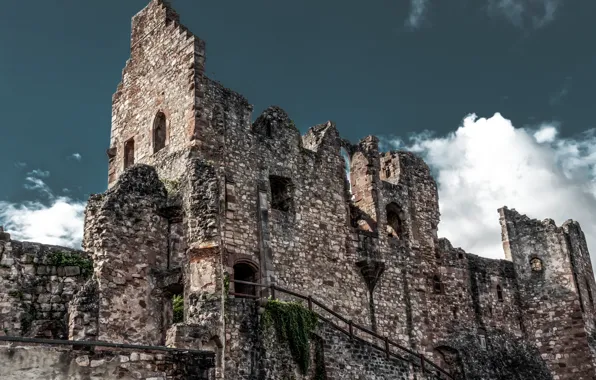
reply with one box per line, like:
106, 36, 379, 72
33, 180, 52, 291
1, 0, 594, 205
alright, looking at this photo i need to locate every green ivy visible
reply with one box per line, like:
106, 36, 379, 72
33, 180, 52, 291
8, 290, 23, 299
47, 251, 93, 278
173, 295, 184, 323
263, 299, 318, 374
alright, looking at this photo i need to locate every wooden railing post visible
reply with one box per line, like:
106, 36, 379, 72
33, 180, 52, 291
308, 295, 313, 311
270, 284, 276, 300
348, 320, 353, 339
384, 336, 390, 359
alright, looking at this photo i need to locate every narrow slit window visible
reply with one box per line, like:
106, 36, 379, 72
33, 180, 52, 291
497, 285, 504, 302
124, 138, 135, 169
433, 275, 443, 294
153, 112, 167, 153
586, 278, 594, 307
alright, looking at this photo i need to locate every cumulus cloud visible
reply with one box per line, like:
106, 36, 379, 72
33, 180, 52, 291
70, 153, 82, 161
1, 171, 85, 248
487, 0, 562, 29
0, 198, 85, 248
405, 0, 430, 29
386, 113, 596, 263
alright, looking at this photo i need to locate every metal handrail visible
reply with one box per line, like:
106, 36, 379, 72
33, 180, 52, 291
228, 279, 452, 379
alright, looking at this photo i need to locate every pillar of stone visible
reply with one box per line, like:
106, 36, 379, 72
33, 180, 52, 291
83, 165, 169, 345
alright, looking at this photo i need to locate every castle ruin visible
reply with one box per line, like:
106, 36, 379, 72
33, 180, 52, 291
1, 1, 596, 379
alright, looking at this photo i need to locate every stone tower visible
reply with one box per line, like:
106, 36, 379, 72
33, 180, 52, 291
499, 207, 596, 379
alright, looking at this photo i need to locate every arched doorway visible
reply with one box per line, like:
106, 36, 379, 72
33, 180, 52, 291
233, 262, 259, 297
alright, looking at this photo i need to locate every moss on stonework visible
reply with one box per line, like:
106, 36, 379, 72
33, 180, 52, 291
223, 272, 230, 294
161, 178, 180, 194
262, 299, 318, 375
173, 294, 184, 323
47, 251, 93, 278
8, 290, 23, 299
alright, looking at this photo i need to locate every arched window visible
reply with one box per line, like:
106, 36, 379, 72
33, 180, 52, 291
586, 277, 594, 307
153, 112, 167, 153
530, 257, 543, 272
432, 275, 443, 294
386, 202, 403, 239
124, 138, 135, 169
497, 285, 503, 302
233, 262, 258, 297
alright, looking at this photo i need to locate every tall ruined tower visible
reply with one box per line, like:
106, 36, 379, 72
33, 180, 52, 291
499, 207, 596, 379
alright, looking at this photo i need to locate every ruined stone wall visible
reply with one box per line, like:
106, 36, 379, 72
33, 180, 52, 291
0, 231, 91, 339
499, 207, 596, 379
200, 79, 372, 328
84, 165, 170, 346
0, 343, 214, 380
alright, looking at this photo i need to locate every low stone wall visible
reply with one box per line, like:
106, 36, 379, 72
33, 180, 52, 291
0, 340, 215, 380
0, 236, 92, 338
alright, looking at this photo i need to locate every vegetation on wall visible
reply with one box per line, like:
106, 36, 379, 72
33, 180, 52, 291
47, 251, 93, 278
161, 178, 180, 195
173, 295, 184, 323
263, 299, 319, 375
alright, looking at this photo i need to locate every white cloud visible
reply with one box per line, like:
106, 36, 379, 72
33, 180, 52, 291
14, 162, 27, 169
70, 153, 82, 161
23, 177, 53, 198
487, 0, 562, 29
1, 172, 85, 249
387, 112, 596, 264
533, 124, 558, 143
27, 169, 50, 178
0, 197, 85, 249
405, 0, 430, 29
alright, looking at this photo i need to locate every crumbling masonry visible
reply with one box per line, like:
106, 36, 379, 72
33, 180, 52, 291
2, 1, 596, 379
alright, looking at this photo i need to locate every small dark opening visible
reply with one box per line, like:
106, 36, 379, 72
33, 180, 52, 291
433, 275, 443, 294
586, 278, 594, 308
124, 138, 135, 169
530, 257, 543, 272
497, 285, 504, 302
270, 175, 294, 212
153, 112, 167, 153
233, 263, 258, 297
386, 202, 403, 239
